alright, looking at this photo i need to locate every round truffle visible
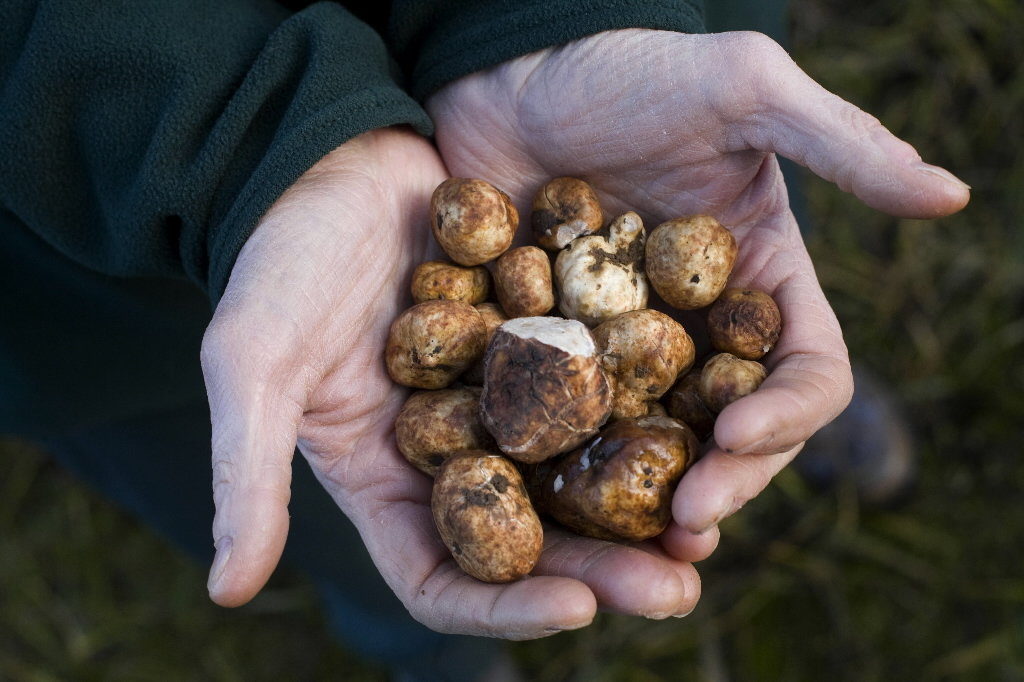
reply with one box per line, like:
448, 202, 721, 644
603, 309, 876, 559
707, 288, 782, 360
664, 368, 716, 440
385, 300, 486, 389
394, 387, 495, 476
432, 451, 543, 583
430, 178, 517, 266
699, 353, 767, 413
646, 215, 737, 309
531, 177, 603, 251
592, 309, 695, 419
480, 317, 612, 462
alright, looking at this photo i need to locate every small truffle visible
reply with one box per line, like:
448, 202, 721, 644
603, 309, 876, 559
431, 178, 517, 266
646, 215, 737, 309
699, 353, 767, 413
385, 300, 486, 389
531, 177, 603, 251
394, 387, 495, 476
493, 246, 555, 318
411, 261, 491, 305
707, 288, 782, 360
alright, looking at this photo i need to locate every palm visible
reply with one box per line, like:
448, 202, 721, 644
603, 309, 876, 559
428, 29, 969, 533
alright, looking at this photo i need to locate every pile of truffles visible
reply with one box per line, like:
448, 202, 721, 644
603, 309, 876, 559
385, 177, 782, 583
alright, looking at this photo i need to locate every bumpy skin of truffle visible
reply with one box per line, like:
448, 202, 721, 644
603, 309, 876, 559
665, 368, 716, 440
411, 261, 491, 305
707, 288, 782, 360
699, 353, 768, 413
394, 387, 495, 476
459, 302, 510, 386
432, 451, 543, 583
645, 215, 738, 310
493, 246, 555, 318
385, 300, 486, 389
431, 178, 518, 266
555, 212, 648, 326
530, 177, 604, 251
592, 309, 696, 419
480, 318, 612, 463
541, 417, 698, 541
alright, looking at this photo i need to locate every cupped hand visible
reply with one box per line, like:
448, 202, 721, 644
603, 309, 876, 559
200, 127, 700, 639
426, 30, 969, 552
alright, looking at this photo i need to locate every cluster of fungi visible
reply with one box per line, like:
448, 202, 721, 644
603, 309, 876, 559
385, 177, 782, 583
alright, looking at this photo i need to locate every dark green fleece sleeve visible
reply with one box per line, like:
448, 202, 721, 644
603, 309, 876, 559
0, 0, 432, 303
387, 0, 705, 101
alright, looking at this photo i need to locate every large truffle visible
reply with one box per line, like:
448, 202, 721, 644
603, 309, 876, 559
592, 309, 696, 419
480, 317, 612, 462
541, 417, 698, 541
432, 451, 543, 583
430, 178, 517, 266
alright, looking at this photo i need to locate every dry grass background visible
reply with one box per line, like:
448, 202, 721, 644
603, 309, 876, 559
2, 0, 1022, 679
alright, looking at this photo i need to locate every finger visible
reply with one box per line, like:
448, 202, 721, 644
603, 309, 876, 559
201, 319, 303, 608
673, 443, 804, 534
536, 526, 697, 619
659, 522, 721, 563
726, 32, 970, 218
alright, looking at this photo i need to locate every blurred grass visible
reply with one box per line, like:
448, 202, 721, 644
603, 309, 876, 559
3, 0, 1023, 679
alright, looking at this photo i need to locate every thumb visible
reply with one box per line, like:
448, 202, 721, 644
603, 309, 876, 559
730, 32, 970, 218
200, 316, 303, 607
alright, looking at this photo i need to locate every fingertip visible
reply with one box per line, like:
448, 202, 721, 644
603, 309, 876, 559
661, 522, 721, 563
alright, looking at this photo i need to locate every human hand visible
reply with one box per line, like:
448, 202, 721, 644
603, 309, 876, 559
426, 30, 970, 554
200, 127, 700, 639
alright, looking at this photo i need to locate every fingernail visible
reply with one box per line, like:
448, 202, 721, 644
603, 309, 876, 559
732, 433, 774, 455
690, 498, 745, 534
208, 536, 233, 593
913, 162, 971, 190
673, 606, 696, 618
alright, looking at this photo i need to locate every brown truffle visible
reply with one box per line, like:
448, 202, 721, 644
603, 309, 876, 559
493, 246, 555, 318
541, 417, 698, 541
431, 178, 517, 266
394, 387, 495, 476
460, 302, 510, 386
592, 309, 695, 419
707, 288, 782, 360
664, 368, 716, 440
480, 317, 612, 463
432, 451, 543, 583
531, 177, 603, 251
645, 215, 737, 309
699, 353, 767, 413
385, 300, 486, 389
411, 261, 491, 305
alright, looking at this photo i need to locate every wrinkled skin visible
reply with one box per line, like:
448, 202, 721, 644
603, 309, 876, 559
427, 29, 968, 554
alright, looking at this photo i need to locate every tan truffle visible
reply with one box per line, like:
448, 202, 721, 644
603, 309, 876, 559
432, 451, 543, 583
531, 177, 604, 251
699, 353, 767, 413
592, 309, 696, 419
411, 261, 490, 305
480, 317, 612, 463
541, 417, 698, 541
555, 212, 648, 326
431, 178, 517, 266
394, 387, 495, 476
664, 368, 716, 440
385, 300, 486, 389
459, 302, 510, 386
707, 288, 782, 360
646, 215, 737, 309
493, 246, 555, 318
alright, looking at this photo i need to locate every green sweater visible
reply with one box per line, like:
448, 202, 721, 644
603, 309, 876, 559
0, 0, 703, 437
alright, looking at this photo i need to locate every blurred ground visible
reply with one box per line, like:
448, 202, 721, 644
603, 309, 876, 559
2, 0, 1022, 680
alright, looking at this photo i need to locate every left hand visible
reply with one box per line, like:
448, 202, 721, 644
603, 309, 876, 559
426, 29, 970, 558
